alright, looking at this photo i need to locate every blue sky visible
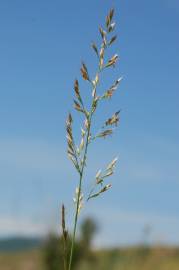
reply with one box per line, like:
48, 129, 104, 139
0, 0, 179, 246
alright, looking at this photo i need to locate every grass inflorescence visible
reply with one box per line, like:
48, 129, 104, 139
61, 8, 122, 270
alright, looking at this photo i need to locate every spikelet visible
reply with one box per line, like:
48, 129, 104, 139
108, 22, 116, 32
95, 169, 102, 184
105, 111, 120, 126
91, 42, 99, 57
74, 79, 83, 103
87, 184, 112, 200
106, 8, 114, 29
97, 129, 113, 138
109, 35, 117, 46
99, 27, 106, 40
102, 77, 122, 99
107, 157, 118, 171
73, 99, 84, 113
73, 188, 84, 214
80, 62, 90, 81
106, 54, 118, 68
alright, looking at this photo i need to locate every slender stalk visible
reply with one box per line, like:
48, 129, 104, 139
61, 204, 68, 270
62, 240, 67, 270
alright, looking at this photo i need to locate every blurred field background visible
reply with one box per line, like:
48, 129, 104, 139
0, 217, 179, 270
1, 245, 179, 270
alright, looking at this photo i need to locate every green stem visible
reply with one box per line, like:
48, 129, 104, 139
68, 116, 92, 270
63, 242, 67, 270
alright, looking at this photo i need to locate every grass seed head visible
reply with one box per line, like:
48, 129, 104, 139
66, 8, 120, 268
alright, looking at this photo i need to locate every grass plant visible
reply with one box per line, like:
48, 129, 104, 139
62, 8, 122, 270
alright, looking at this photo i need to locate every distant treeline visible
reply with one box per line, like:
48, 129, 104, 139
0, 237, 43, 252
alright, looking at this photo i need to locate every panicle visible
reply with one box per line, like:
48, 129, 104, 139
61, 204, 68, 241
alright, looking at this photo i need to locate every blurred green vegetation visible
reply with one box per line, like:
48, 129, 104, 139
43, 217, 98, 270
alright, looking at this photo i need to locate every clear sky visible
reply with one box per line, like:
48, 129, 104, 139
0, 0, 179, 246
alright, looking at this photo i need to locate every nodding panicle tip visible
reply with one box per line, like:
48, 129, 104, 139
61, 204, 66, 230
